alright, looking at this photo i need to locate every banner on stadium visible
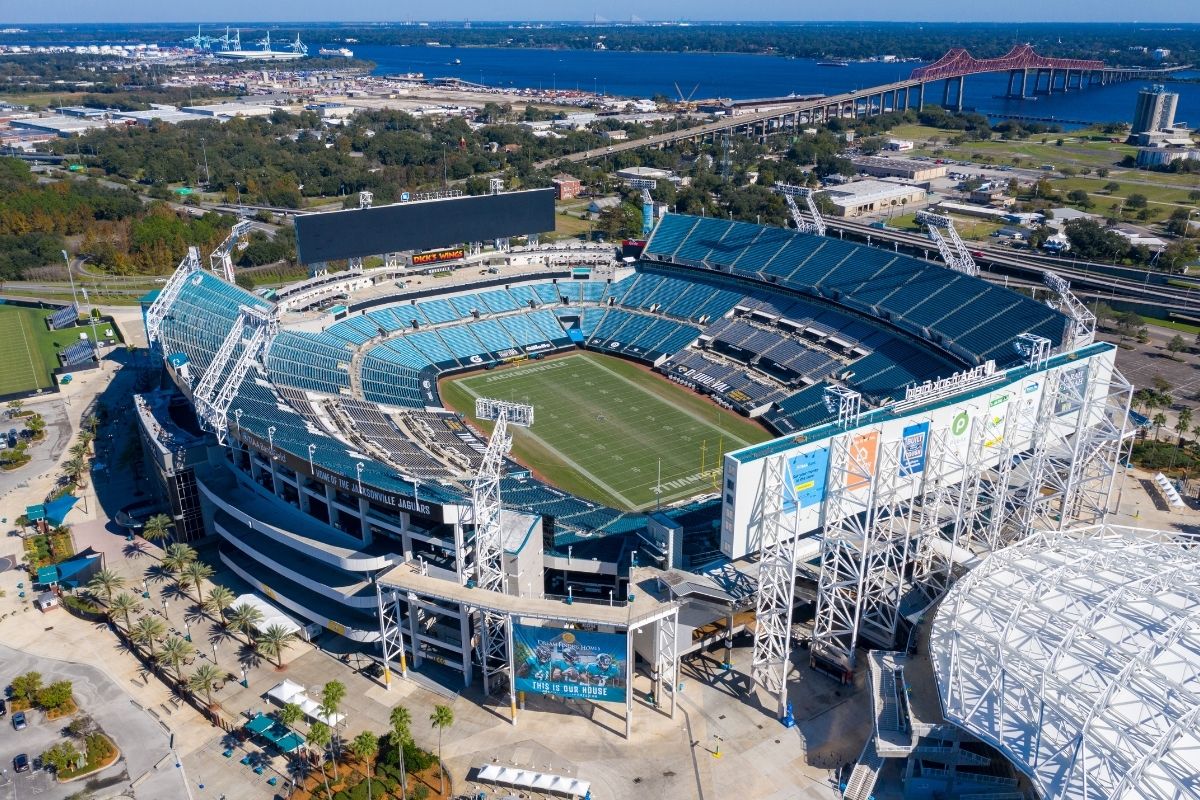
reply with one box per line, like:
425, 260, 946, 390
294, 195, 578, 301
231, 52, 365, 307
899, 421, 930, 476
411, 247, 466, 266
847, 430, 879, 491
513, 624, 627, 703
783, 446, 829, 513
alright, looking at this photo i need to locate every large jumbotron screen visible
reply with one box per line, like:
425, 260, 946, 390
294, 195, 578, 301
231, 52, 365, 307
294, 188, 556, 264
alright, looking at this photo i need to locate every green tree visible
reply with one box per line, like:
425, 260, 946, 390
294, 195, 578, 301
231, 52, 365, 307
157, 635, 194, 682
279, 701, 303, 731
1103, 181, 1121, 193
203, 585, 236, 624
227, 602, 263, 645
256, 623, 296, 668
187, 663, 224, 707
1153, 412, 1168, 442
390, 705, 413, 799
41, 740, 81, 774
351, 730, 380, 800
141, 513, 174, 547
86, 568, 126, 604
320, 680, 347, 778
430, 704, 454, 796
107, 591, 142, 631
131, 615, 167, 658
1168, 334, 1187, 360
162, 542, 197, 574
11, 671, 43, 704
36, 680, 73, 711
306, 720, 334, 797
1176, 407, 1194, 451
179, 560, 214, 604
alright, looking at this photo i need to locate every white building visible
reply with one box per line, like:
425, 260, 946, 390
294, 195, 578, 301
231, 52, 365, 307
822, 179, 926, 218
885, 138, 914, 151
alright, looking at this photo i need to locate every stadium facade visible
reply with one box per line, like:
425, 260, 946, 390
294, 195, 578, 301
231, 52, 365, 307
139, 196, 1133, 750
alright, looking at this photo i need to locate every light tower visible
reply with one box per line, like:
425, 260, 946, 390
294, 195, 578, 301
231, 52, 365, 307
209, 220, 254, 283
916, 210, 977, 276
773, 182, 826, 237
471, 397, 533, 696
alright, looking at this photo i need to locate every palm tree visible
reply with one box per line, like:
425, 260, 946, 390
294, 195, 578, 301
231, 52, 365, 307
306, 721, 333, 797
1153, 412, 1168, 442
108, 592, 142, 631
256, 624, 297, 668
131, 615, 167, 659
63, 456, 86, 488
86, 568, 126, 604
157, 635, 195, 682
141, 514, 174, 548
279, 701, 303, 732
187, 663, 224, 707
68, 442, 88, 460
203, 585, 236, 624
389, 705, 412, 800
227, 603, 264, 646
320, 680, 347, 779
430, 704, 454, 796
350, 731, 379, 800
179, 560, 214, 604
162, 542, 197, 574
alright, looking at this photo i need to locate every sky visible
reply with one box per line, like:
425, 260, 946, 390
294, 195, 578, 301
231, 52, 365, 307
6, 1, 1200, 24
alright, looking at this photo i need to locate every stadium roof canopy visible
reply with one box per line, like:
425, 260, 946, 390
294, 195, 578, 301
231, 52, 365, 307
930, 525, 1200, 800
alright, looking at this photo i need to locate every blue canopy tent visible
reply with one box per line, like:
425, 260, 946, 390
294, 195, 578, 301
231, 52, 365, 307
44, 495, 79, 526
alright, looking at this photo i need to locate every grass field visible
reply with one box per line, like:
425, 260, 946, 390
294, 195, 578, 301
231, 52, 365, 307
440, 352, 772, 510
0, 304, 121, 396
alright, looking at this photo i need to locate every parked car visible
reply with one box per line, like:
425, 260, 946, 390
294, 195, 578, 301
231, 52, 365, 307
13, 753, 30, 773
11, 710, 27, 730
0, 697, 6, 717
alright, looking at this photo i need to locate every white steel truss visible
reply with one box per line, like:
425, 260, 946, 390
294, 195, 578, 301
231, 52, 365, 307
813, 437, 922, 671
654, 608, 680, 718
750, 455, 801, 716
774, 182, 826, 237
824, 385, 862, 429
145, 246, 202, 345
194, 305, 276, 444
470, 398, 532, 696
918, 211, 978, 276
374, 583, 408, 689
209, 220, 254, 283
1043, 270, 1097, 351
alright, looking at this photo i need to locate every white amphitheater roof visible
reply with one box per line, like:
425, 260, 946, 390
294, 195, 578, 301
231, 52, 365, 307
930, 525, 1200, 800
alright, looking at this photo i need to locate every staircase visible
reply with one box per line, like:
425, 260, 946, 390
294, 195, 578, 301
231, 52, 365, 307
842, 739, 884, 800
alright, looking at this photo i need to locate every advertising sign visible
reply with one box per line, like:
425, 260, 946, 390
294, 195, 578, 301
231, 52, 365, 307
899, 421, 930, 476
513, 625, 627, 703
847, 430, 880, 491
783, 447, 829, 512
1054, 365, 1089, 416
411, 247, 466, 266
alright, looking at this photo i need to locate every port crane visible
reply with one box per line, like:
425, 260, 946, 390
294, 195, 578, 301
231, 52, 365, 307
773, 182, 826, 237
673, 81, 701, 113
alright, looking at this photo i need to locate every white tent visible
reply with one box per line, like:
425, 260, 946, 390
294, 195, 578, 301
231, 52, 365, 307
264, 679, 346, 726
265, 679, 305, 705
475, 764, 590, 798
232, 593, 312, 640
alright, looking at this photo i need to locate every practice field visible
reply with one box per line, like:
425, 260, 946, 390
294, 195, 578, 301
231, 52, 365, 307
0, 304, 54, 396
441, 352, 772, 511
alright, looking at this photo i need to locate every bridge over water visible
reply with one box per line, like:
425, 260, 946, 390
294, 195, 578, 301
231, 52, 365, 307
538, 45, 1188, 167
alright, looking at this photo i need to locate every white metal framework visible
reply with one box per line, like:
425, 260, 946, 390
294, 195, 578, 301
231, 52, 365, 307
193, 304, 277, 444
471, 398, 533, 695
750, 455, 801, 716
824, 385, 862, 429
774, 182, 826, 237
1043, 270, 1097, 350
917, 211, 978, 276
145, 246, 202, 345
811, 437, 919, 672
803, 352, 1132, 674
930, 526, 1200, 800
209, 220, 254, 283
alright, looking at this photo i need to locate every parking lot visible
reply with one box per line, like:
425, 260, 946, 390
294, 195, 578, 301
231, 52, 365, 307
0, 645, 187, 800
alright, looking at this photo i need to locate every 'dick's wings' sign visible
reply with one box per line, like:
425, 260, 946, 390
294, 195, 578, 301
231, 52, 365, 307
411, 247, 466, 266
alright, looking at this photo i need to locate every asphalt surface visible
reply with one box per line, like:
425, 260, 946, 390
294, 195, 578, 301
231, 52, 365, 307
0, 644, 188, 800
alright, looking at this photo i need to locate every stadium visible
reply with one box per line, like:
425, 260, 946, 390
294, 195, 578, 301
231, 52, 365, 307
136, 186, 1172, 793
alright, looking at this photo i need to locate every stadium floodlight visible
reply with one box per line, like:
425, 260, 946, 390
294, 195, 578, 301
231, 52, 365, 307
1014, 333, 1052, 369
1042, 270, 1096, 350
475, 398, 534, 429
919, 211, 977, 276
823, 385, 862, 429
773, 182, 825, 237
145, 246, 203, 345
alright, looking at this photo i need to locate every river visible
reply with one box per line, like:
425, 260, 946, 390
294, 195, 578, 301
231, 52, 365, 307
358, 44, 1200, 128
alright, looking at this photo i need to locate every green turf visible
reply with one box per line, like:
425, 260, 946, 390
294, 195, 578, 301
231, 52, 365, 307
441, 352, 772, 511
0, 304, 123, 396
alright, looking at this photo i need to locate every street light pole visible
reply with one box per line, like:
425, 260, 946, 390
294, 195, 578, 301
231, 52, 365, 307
60, 250, 79, 308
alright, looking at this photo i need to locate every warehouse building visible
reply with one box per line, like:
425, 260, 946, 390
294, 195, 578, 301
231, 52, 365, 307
851, 155, 947, 182
822, 179, 926, 218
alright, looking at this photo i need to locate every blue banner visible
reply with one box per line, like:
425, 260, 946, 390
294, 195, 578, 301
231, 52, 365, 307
900, 421, 930, 476
513, 625, 627, 703
782, 447, 829, 512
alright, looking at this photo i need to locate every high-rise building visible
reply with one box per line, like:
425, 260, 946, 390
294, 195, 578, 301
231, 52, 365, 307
1131, 85, 1179, 135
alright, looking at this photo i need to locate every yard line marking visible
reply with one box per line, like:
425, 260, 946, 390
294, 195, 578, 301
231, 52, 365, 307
455, 380, 640, 509
583, 356, 756, 448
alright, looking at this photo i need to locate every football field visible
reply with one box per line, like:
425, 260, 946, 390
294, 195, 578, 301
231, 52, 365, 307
0, 305, 53, 396
441, 352, 772, 510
